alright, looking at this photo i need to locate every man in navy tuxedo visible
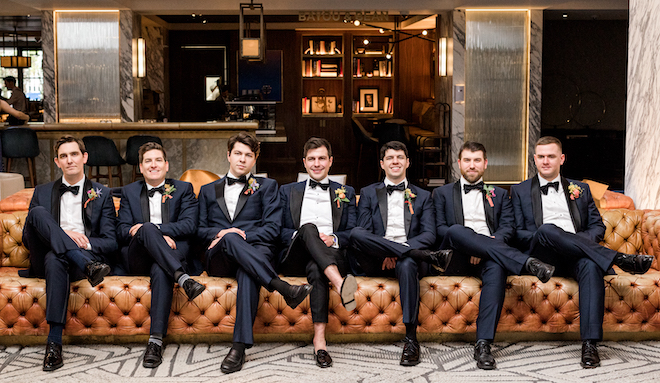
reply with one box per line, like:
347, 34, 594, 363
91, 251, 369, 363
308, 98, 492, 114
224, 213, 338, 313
21, 135, 116, 371
511, 136, 652, 368
350, 141, 452, 366
278, 137, 358, 368
198, 132, 312, 374
116, 142, 205, 368
434, 141, 555, 370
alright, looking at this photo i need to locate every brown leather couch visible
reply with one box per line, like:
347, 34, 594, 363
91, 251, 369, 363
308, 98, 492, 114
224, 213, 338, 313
1, 192, 659, 343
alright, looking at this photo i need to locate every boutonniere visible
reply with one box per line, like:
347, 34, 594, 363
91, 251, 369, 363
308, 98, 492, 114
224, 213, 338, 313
483, 185, 496, 207
404, 188, 416, 215
333, 186, 350, 208
84, 188, 102, 208
162, 183, 176, 203
244, 177, 260, 195
568, 182, 583, 200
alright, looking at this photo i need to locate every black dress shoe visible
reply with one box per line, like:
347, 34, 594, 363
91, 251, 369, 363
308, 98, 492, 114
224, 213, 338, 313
409, 249, 453, 273
474, 339, 496, 370
525, 258, 555, 283
84, 261, 110, 287
43, 341, 63, 371
315, 349, 333, 368
283, 284, 313, 309
182, 279, 206, 300
221, 347, 245, 374
143, 342, 163, 368
614, 253, 653, 274
400, 337, 421, 366
581, 340, 600, 368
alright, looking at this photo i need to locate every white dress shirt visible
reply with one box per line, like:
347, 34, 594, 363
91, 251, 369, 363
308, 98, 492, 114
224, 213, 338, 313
60, 177, 91, 250
299, 177, 339, 247
146, 180, 165, 225
225, 171, 249, 220
460, 177, 491, 236
384, 178, 408, 244
539, 175, 576, 233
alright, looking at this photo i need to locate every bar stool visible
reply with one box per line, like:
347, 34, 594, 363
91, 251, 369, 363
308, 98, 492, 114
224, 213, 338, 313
1, 127, 39, 187
83, 136, 125, 187
351, 117, 379, 180
125, 135, 163, 182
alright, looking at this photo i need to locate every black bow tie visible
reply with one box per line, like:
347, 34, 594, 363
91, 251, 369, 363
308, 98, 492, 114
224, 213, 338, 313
227, 175, 247, 186
59, 184, 80, 196
148, 185, 165, 197
309, 179, 330, 191
386, 182, 406, 195
463, 181, 484, 194
540, 181, 560, 195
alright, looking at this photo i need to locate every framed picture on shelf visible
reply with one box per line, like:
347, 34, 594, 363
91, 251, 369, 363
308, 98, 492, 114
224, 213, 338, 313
359, 88, 379, 113
311, 96, 337, 113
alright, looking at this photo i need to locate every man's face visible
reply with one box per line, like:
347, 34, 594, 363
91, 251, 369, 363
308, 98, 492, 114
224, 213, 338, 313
458, 149, 487, 183
54, 142, 88, 180
303, 146, 333, 182
139, 149, 169, 186
380, 149, 410, 182
227, 142, 257, 177
534, 143, 565, 181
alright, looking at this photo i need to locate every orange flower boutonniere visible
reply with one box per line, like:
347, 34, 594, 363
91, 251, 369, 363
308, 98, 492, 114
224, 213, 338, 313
162, 184, 176, 203
483, 185, 496, 207
333, 186, 350, 208
244, 177, 260, 195
404, 188, 416, 214
84, 188, 102, 209
568, 183, 583, 200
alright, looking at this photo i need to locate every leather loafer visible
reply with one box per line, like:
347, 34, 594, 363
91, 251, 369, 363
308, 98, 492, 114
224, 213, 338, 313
526, 258, 555, 283
581, 340, 600, 369
182, 278, 206, 300
410, 249, 453, 273
84, 261, 111, 287
315, 349, 333, 368
43, 341, 63, 371
142, 342, 163, 368
474, 340, 496, 370
400, 337, 421, 366
283, 284, 313, 309
615, 253, 653, 274
340, 274, 358, 311
221, 347, 245, 374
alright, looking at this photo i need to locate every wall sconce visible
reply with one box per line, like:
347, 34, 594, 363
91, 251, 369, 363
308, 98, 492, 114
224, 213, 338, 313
439, 37, 447, 77
240, 1, 265, 61
137, 37, 146, 78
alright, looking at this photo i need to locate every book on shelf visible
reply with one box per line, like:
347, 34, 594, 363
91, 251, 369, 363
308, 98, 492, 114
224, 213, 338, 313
256, 129, 277, 135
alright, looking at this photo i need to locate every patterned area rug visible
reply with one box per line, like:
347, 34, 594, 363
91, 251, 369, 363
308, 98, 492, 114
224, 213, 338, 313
1, 341, 660, 383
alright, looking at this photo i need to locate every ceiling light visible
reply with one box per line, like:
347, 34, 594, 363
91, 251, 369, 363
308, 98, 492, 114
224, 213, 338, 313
353, 20, 361, 26
421, 30, 428, 36
562, 13, 568, 18
363, 39, 370, 45
379, 28, 384, 34
386, 53, 392, 59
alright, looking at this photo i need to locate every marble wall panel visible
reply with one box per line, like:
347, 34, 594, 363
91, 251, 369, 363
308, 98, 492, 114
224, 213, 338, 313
120, 10, 135, 122
186, 139, 230, 177
143, 25, 166, 114
528, 10, 543, 178
450, 9, 466, 182
41, 11, 56, 123
626, 0, 660, 209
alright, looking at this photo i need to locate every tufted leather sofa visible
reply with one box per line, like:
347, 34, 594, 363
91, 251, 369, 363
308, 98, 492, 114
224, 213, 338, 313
1, 197, 660, 343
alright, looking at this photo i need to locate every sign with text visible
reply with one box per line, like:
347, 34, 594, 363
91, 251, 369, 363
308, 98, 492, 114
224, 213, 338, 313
299, 11, 392, 22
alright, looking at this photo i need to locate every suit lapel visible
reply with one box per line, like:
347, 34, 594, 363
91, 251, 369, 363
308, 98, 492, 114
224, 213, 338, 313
214, 179, 231, 222
330, 183, 343, 233
482, 190, 495, 234
376, 183, 388, 231
561, 176, 581, 231
531, 176, 543, 228
161, 179, 171, 224
452, 182, 464, 225
291, 182, 304, 229
82, 178, 93, 238
404, 185, 413, 237
50, 179, 62, 224
140, 182, 150, 223
233, 182, 250, 221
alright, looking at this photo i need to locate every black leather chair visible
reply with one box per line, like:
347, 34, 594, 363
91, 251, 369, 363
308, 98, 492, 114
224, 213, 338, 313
1, 127, 39, 187
83, 136, 125, 187
124, 135, 163, 182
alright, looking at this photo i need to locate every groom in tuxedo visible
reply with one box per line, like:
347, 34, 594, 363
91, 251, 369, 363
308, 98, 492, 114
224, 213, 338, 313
198, 132, 312, 374
510, 136, 652, 368
433, 141, 555, 370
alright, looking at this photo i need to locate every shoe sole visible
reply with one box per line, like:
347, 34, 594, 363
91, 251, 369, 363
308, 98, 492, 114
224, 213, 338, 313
88, 264, 111, 287
341, 274, 358, 312
143, 359, 162, 368
400, 359, 421, 366
43, 361, 64, 372
431, 251, 453, 273
580, 362, 600, 369
538, 265, 555, 283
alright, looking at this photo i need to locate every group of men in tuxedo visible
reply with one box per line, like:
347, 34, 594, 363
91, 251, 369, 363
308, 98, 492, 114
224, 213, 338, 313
22, 132, 652, 374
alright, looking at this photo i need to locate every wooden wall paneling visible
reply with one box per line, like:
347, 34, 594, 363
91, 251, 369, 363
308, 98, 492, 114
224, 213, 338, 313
395, 30, 435, 123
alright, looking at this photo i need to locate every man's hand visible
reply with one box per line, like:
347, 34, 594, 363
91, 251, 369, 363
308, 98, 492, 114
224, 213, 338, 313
382, 257, 397, 270
319, 233, 334, 247
470, 256, 482, 265
209, 228, 246, 249
163, 235, 176, 250
64, 230, 90, 249
129, 223, 143, 237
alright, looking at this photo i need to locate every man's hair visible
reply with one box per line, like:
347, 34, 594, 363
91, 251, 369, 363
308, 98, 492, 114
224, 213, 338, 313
3, 76, 16, 85
380, 141, 408, 160
303, 137, 332, 158
228, 132, 260, 156
139, 142, 167, 163
536, 136, 563, 151
459, 141, 487, 159
54, 135, 86, 156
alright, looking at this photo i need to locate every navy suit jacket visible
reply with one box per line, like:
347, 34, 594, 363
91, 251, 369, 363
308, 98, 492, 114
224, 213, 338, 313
197, 176, 281, 248
279, 180, 357, 250
433, 182, 514, 244
24, 178, 117, 256
510, 176, 605, 252
116, 179, 198, 254
356, 182, 435, 249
